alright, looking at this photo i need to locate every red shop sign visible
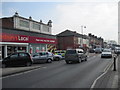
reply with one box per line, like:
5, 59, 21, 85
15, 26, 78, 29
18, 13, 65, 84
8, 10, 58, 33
0, 33, 57, 44
29, 36, 57, 44
0, 33, 29, 43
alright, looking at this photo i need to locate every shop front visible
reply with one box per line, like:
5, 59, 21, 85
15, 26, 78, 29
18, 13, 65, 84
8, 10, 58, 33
1, 32, 57, 59
1, 33, 29, 59
29, 35, 57, 54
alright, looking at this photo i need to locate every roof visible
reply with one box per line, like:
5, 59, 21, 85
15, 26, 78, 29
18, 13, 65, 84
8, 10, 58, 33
57, 30, 89, 39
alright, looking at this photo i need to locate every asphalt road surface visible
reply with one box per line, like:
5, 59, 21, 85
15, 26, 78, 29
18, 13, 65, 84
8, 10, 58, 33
2, 54, 113, 88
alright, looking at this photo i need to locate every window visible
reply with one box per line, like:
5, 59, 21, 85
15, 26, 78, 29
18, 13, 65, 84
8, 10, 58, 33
42, 25, 49, 32
10, 53, 18, 58
19, 53, 28, 57
33, 23, 40, 30
78, 50, 83, 53
19, 20, 29, 28
47, 52, 53, 56
33, 53, 39, 57
66, 50, 76, 54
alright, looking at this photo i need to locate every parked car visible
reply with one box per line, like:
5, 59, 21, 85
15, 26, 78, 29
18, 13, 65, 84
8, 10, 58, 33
101, 49, 112, 58
2, 52, 33, 68
65, 49, 87, 64
94, 48, 102, 53
32, 52, 53, 63
114, 47, 120, 54
54, 50, 66, 57
53, 54, 62, 61
89, 48, 95, 53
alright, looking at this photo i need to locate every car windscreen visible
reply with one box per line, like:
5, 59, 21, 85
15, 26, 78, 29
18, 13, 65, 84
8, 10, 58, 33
103, 49, 111, 52
66, 50, 76, 54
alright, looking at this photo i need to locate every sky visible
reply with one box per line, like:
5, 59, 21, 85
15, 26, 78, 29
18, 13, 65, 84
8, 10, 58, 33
1, 0, 119, 43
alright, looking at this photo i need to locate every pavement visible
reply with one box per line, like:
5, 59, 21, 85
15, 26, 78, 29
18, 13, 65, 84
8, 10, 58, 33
1, 64, 42, 77
91, 55, 120, 89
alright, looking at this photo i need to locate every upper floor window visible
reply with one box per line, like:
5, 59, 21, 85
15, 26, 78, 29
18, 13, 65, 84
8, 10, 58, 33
32, 23, 40, 30
19, 20, 29, 28
42, 25, 49, 32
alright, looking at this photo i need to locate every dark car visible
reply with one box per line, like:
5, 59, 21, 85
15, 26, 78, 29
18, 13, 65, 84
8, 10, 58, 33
114, 47, 120, 54
89, 48, 95, 53
65, 49, 87, 64
32, 52, 53, 63
2, 52, 33, 68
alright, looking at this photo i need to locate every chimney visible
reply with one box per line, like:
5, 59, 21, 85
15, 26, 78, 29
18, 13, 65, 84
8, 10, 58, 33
40, 20, 42, 23
14, 12, 19, 16
47, 20, 52, 27
29, 16, 32, 20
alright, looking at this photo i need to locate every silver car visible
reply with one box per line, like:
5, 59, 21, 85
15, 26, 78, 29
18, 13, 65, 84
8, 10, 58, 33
32, 52, 53, 63
101, 49, 112, 58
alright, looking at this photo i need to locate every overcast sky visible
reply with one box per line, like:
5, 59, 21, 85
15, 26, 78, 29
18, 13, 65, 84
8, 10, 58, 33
1, 0, 119, 43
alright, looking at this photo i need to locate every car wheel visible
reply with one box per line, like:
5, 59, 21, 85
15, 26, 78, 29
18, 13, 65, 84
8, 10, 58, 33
77, 59, 80, 63
66, 61, 70, 64
47, 59, 52, 63
2, 64, 6, 68
85, 58, 87, 61
26, 62, 32, 66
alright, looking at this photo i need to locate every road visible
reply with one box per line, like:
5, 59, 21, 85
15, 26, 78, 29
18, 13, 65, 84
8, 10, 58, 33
2, 54, 113, 88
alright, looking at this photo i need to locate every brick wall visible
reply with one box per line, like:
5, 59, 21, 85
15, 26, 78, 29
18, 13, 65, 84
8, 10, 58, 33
57, 36, 78, 50
1, 17, 14, 29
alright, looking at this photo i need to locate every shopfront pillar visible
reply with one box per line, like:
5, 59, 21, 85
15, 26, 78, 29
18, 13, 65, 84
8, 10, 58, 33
4, 45, 7, 58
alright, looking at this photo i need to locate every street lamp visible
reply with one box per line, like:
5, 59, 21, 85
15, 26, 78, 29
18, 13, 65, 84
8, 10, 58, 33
81, 25, 86, 47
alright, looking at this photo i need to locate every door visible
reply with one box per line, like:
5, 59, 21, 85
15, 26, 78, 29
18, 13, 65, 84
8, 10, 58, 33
9, 53, 19, 65
39, 52, 47, 63
18, 53, 30, 65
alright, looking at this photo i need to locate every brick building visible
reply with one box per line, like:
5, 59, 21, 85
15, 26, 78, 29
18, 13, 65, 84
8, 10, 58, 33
88, 33, 104, 48
56, 30, 89, 50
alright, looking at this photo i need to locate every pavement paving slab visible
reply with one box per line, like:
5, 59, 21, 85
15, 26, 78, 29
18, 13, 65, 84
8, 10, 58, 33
1, 64, 42, 77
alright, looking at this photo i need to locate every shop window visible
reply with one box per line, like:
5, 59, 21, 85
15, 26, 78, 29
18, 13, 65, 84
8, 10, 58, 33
7, 46, 17, 56
18, 47, 26, 52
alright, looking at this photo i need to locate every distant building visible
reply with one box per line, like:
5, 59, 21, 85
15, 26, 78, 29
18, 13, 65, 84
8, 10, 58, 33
0, 12, 57, 59
106, 40, 117, 45
88, 33, 104, 48
56, 30, 89, 50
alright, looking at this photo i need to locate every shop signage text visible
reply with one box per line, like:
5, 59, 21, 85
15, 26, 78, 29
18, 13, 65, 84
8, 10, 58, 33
0, 33, 57, 44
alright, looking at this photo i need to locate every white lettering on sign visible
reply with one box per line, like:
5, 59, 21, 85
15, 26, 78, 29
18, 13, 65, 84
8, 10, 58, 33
18, 36, 29, 41
35, 38, 55, 43
36, 39, 44, 42
50, 40, 55, 42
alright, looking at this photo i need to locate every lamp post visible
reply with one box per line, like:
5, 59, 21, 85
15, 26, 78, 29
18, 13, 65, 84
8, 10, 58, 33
81, 25, 86, 47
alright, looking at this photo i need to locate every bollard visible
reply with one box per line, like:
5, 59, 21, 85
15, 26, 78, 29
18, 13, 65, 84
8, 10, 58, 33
113, 56, 116, 71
